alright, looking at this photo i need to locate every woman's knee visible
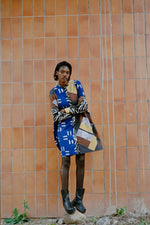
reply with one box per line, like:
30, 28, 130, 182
61, 156, 71, 169
76, 154, 85, 167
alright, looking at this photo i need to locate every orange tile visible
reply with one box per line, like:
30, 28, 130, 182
124, 36, 134, 57
90, 37, 100, 58
139, 146, 150, 169
79, 59, 89, 80
70, 170, 76, 193
2, 151, 12, 172
23, 17, 33, 38
47, 172, 58, 194
13, 61, 22, 82
112, 15, 122, 35
47, 126, 56, 148
112, 36, 123, 57
138, 124, 148, 146
128, 193, 139, 211
12, 105, 23, 127
93, 171, 104, 193
146, 36, 150, 57
103, 102, 114, 125
48, 195, 58, 217
101, 0, 111, 13
56, 16, 67, 36
34, 38, 44, 59
25, 173, 35, 194
145, 0, 150, 12
80, 80, 90, 102
91, 103, 102, 124
102, 58, 113, 80
101, 14, 111, 36
46, 81, 57, 103
136, 79, 147, 101
23, 39, 33, 59
24, 105, 34, 126
12, 0, 22, 16
47, 149, 58, 171
1, 40, 11, 60
104, 147, 115, 170
24, 150, 35, 171
34, 0, 44, 16
1, 0, 11, 17
23, 61, 33, 82
36, 196, 47, 217
115, 125, 126, 147
67, 16, 77, 36
36, 172, 46, 194
93, 194, 105, 215
36, 149, 46, 171
45, 38, 56, 59
139, 170, 150, 192
45, 0, 55, 15
113, 58, 123, 79
116, 148, 127, 170
34, 60, 45, 81
13, 150, 23, 172
112, 0, 121, 13
23, 0, 33, 16
68, 38, 78, 58
67, 0, 77, 14
12, 196, 24, 213
45, 17, 55, 37
12, 18, 22, 38
126, 102, 136, 124
79, 15, 89, 36
1, 18, 11, 39
36, 127, 46, 148
24, 83, 34, 104
93, 151, 103, 171
78, 0, 88, 14
83, 194, 93, 214
2, 196, 13, 218
84, 171, 93, 193
102, 36, 111, 58
102, 80, 113, 101
67, 59, 78, 80
84, 153, 92, 170
134, 0, 144, 13
134, 14, 144, 35
34, 17, 44, 37
123, 14, 134, 35
24, 127, 34, 149
1, 105, 12, 127
12, 39, 22, 60
79, 37, 89, 58
46, 60, 56, 81
103, 126, 115, 146
1, 61, 11, 82
56, 0, 66, 15
56, 38, 67, 58
24, 195, 35, 217
124, 57, 135, 79
123, 0, 132, 13
46, 103, 53, 126
2, 173, 13, 195
125, 79, 136, 101
136, 57, 146, 78
13, 173, 24, 195
127, 147, 138, 170
126, 124, 137, 147
13, 83, 23, 104
2, 128, 12, 149
114, 80, 124, 101
116, 170, 127, 193
35, 82, 45, 103
105, 171, 116, 193
89, 0, 99, 14
147, 57, 150, 76
90, 58, 101, 80
1, 83, 11, 104
137, 101, 148, 124
117, 193, 128, 209
35, 104, 45, 126
91, 80, 101, 102
114, 102, 125, 124
135, 36, 145, 57
13, 127, 23, 149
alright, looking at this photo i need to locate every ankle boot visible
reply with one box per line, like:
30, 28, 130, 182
61, 189, 75, 214
72, 188, 86, 213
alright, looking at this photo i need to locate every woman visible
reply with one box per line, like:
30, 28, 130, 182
49, 61, 103, 214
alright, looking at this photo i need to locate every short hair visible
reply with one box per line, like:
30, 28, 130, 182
53, 61, 72, 81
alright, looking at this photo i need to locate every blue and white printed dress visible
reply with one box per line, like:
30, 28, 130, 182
49, 80, 103, 157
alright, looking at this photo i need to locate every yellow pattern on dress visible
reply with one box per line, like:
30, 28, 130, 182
67, 80, 77, 94
88, 136, 97, 150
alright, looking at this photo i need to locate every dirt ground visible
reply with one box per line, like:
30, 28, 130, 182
1, 212, 150, 225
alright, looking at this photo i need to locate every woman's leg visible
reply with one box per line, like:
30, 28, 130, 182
61, 156, 70, 190
76, 154, 85, 188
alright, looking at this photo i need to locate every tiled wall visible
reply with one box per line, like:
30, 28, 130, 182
1, 0, 150, 218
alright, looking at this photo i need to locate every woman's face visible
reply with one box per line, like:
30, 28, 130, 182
56, 65, 70, 86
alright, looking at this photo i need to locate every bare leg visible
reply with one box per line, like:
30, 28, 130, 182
61, 156, 70, 190
76, 154, 85, 188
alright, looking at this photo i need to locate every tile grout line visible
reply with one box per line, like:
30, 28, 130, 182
0, 0, 1, 219
121, 0, 129, 209
110, 0, 117, 207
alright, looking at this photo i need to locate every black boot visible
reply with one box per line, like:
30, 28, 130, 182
61, 189, 75, 214
72, 188, 86, 213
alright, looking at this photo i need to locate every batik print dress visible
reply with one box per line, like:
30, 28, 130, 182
49, 80, 103, 157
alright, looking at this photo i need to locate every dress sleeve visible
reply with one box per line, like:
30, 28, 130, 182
49, 89, 72, 123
